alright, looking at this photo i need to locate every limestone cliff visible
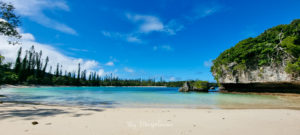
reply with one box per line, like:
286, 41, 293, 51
211, 19, 300, 92
213, 61, 299, 83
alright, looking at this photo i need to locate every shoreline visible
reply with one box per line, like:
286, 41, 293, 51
2, 85, 300, 110
0, 84, 169, 89
1, 97, 300, 110
1, 102, 300, 135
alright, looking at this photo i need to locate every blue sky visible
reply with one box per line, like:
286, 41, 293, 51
2, 0, 300, 82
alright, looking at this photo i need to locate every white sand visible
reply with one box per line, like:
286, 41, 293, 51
1, 103, 300, 135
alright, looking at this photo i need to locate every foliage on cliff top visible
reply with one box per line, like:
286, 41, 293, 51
191, 80, 209, 89
211, 19, 300, 81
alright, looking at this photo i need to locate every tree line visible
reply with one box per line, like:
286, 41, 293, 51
0, 46, 190, 87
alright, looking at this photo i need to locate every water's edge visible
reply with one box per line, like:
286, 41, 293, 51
1, 87, 300, 109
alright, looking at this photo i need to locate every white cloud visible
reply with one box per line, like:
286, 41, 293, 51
125, 13, 185, 35
0, 18, 7, 22
97, 69, 105, 76
105, 61, 114, 66
124, 67, 134, 73
0, 32, 103, 75
169, 77, 176, 81
101, 3, 222, 44
101, 31, 142, 43
20, 33, 35, 41
153, 45, 173, 51
204, 60, 213, 67
126, 13, 164, 33
3, 0, 77, 35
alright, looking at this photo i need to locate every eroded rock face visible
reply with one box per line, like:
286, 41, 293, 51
212, 62, 300, 92
179, 82, 190, 92
214, 63, 299, 84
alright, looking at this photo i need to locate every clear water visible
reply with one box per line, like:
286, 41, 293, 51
0, 87, 299, 109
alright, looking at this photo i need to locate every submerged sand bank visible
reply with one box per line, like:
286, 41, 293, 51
1, 103, 300, 135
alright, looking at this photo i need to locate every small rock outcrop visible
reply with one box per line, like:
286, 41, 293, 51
179, 82, 191, 92
179, 81, 209, 92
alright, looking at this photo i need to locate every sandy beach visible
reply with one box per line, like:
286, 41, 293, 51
0, 1, 299, 135
1, 103, 300, 135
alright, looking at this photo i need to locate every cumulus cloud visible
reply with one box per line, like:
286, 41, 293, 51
124, 67, 134, 73
3, 0, 77, 35
0, 31, 103, 75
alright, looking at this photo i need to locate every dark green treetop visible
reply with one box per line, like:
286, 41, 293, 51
0, 1, 21, 40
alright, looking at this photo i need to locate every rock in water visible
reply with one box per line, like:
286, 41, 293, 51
32, 121, 38, 125
179, 81, 210, 92
179, 82, 190, 92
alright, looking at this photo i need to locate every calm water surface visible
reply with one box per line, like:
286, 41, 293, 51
1, 87, 299, 109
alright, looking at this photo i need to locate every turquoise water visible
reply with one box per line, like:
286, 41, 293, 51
0, 87, 298, 108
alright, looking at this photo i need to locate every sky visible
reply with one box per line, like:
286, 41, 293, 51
0, 0, 300, 82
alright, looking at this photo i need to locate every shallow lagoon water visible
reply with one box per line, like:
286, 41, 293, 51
1, 87, 299, 109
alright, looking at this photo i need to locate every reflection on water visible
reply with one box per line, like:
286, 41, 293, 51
1, 87, 300, 109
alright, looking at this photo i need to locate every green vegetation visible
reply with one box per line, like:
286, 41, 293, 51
0, 1, 21, 85
165, 81, 217, 88
211, 19, 300, 81
0, 1, 21, 44
285, 57, 300, 75
165, 81, 186, 87
192, 81, 209, 89
0, 46, 195, 87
